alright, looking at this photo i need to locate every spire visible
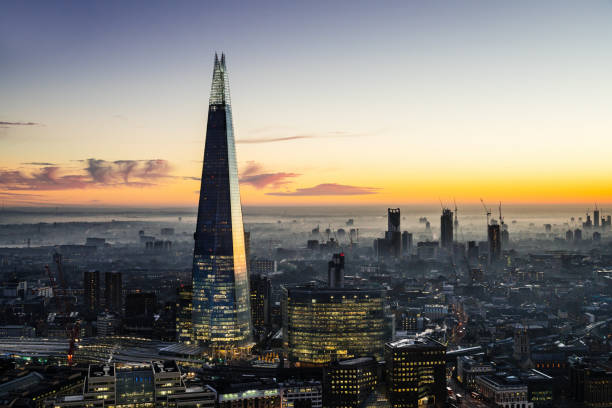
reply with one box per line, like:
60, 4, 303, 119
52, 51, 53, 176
209, 52, 230, 106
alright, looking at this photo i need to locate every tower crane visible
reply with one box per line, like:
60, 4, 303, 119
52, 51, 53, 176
499, 201, 505, 228
480, 198, 491, 226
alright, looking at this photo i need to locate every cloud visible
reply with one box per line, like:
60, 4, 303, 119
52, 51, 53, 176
183, 176, 201, 181
0, 159, 173, 191
238, 161, 299, 189
0, 121, 41, 126
21, 162, 56, 166
237, 129, 382, 144
266, 183, 380, 196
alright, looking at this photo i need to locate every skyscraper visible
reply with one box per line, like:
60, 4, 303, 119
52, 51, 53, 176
192, 54, 251, 347
386, 208, 401, 258
83, 270, 100, 314
440, 208, 453, 249
488, 224, 501, 264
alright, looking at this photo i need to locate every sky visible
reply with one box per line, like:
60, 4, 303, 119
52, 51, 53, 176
2, 0, 612, 207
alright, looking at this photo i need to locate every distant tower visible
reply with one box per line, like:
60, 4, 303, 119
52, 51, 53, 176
574, 228, 582, 241
386, 209, 401, 258
402, 231, 413, 255
566, 229, 574, 241
192, 54, 251, 347
488, 224, 501, 264
83, 270, 100, 314
594, 206, 600, 228
104, 272, 122, 313
440, 209, 454, 249
328, 253, 345, 288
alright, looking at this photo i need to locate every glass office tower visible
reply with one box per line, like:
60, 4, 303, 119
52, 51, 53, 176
192, 53, 251, 347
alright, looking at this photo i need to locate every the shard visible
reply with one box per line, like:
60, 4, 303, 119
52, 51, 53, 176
192, 53, 251, 347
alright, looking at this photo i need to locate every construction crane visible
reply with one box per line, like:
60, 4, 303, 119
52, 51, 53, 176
480, 198, 492, 226
498, 201, 504, 227
46, 253, 79, 366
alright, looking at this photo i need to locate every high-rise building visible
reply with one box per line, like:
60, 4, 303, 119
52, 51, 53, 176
388, 208, 400, 232
402, 231, 413, 255
282, 281, 387, 366
384, 208, 401, 258
488, 224, 501, 264
176, 284, 193, 344
83, 270, 100, 314
125, 292, 157, 317
104, 272, 122, 313
324, 357, 377, 408
574, 228, 582, 241
566, 229, 574, 241
440, 209, 453, 249
594, 208, 600, 228
192, 54, 251, 347
384, 338, 446, 408
328, 253, 345, 289
249, 274, 271, 337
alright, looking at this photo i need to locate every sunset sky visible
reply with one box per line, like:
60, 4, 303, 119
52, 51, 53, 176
2, 1, 612, 207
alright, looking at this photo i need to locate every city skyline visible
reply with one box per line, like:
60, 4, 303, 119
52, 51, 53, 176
3, 1, 612, 206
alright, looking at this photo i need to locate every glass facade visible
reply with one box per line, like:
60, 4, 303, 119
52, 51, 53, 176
282, 284, 386, 366
192, 54, 251, 347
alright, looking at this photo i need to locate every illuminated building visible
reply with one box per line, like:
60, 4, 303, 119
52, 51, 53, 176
282, 279, 386, 366
384, 338, 446, 408
53, 361, 216, 407
475, 374, 533, 408
569, 358, 612, 407
250, 274, 271, 337
440, 209, 453, 250
84, 270, 100, 314
324, 357, 377, 408
488, 224, 501, 264
217, 381, 280, 408
105, 272, 122, 313
176, 285, 193, 344
456, 355, 494, 391
250, 259, 277, 275
280, 380, 322, 408
191, 53, 251, 348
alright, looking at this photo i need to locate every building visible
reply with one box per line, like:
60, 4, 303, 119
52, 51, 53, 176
384, 337, 446, 408
386, 208, 401, 258
401, 232, 412, 255
488, 224, 501, 264
456, 355, 495, 391
423, 304, 448, 321
440, 209, 453, 250
475, 374, 533, 408
53, 361, 216, 407
104, 272, 122, 313
565, 229, 573, 241
83, 270, 100, 314
280, 380, 322, 408
328, 253, 345, 289
594, 208, 600, 228
570, 358, 612, 407
176, 285, 193, 344
251, 259, 277, 275
0, 325, 35, 337
97, 313, 119, 337
324, 357, 377, 408
574, 228, 582, 241
191, 53, 251, 348
250, 274, 271, 337
125, 292, 157, 317
282, 282, 387, 366
217, 381, 280, 408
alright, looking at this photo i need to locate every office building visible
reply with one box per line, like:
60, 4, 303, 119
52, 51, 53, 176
83, 270, 100, 314
104, 272, 122, 313
53, 361, 217, 407
566, 229, 574, 241
328, 253, 345, 289
217, 381, 280, 408
176, 284, 193, 344
282, 281, 386, 366
401, 232, 412, 255
125, 292, 157, 317
440, 209, 453, 249
475, 374, 533, 408
488, 224, 501, 264
192, 53, 251, 347
384, 337, 446, 408
251, 259, 277, 275
324, 357, 377, 408
280, 381, 322, 408
386, 208, 401, 258
456, 355, 495, 391
574, 228, 582, 241
250, 274, 271, 337
594, 208, 600, 228
570, 358, 612, 407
